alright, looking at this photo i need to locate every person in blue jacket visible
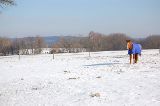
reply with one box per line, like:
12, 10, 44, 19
126, 40, 142, 64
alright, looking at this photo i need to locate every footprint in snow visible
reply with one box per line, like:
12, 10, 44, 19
68, 77, 80, 80
96, 76, 101, 78
90, 92, 100, 97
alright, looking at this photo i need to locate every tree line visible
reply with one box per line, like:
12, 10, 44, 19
53, 32, 160, 52
0, 32, 160, 56
0, 36, 45, 56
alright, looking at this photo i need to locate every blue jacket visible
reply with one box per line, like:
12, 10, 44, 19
128, 43, 142, 55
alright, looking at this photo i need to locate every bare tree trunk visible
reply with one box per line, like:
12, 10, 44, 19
18, 49, 20, 60
53, 50, 54, 60
89, 48, 91, 57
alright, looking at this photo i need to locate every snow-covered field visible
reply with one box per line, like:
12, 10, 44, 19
0, 49, 160, 106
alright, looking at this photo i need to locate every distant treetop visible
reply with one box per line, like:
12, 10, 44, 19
0, 0, 15, 6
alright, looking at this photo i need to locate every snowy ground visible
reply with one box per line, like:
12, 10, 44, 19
0, 49, 160, 106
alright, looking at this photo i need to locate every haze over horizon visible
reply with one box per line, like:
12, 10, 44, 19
0, 0, 160, 38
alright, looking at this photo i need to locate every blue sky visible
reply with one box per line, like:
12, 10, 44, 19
0, 0, 160, 37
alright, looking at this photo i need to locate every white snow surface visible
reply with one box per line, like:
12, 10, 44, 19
0, 49, 160, 106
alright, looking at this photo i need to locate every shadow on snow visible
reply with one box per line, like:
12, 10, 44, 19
84, 62, 121, 67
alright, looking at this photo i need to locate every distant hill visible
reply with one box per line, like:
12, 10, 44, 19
44, 36, 87, 47
43, 36, 60, 46
10, 36, 86, 47
10, 36, 60, 47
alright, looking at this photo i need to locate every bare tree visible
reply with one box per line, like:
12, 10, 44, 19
26, 37, 35, 54
0, 0, 15, 9
0, 37, 11, 56
34, 36, 45, 54
0, 0, 15, 6
140, 35, 160, 49
58, 37, 70, 53
88, 31, 103, 51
